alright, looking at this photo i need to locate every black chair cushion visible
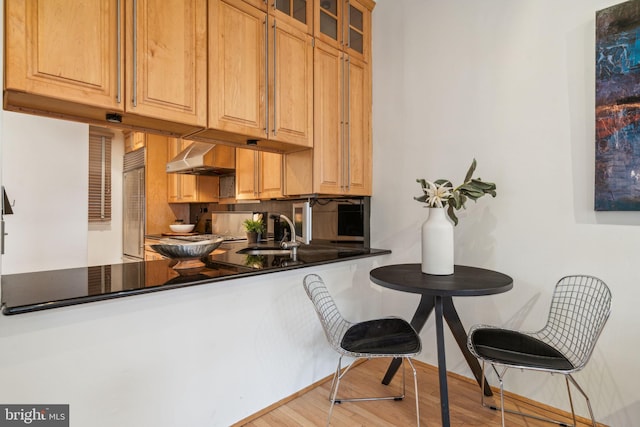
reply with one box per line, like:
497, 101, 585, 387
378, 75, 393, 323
341, 318, 421, 355
470, 328, 574, 371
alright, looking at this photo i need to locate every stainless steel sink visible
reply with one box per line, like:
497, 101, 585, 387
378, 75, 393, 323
297, 246, 364, 255
236, 246, 292, 256
236, 244, 364, 257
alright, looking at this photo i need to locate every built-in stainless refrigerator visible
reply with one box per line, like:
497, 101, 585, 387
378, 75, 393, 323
123, 149, 145, 261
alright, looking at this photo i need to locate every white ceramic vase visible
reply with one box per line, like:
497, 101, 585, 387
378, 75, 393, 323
421, 207, 454, 275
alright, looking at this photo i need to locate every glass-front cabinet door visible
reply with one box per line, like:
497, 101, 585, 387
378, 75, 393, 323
317, 0, 340, 47
275, 0, 309, 24
273, 0, 311, 33
241, 0, 311, 33
314, 0, 372, 61
347, 1, 363, 54
344, 0, 372, 61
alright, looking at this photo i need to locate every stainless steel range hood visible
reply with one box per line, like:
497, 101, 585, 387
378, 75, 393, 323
166, 141, 235, 175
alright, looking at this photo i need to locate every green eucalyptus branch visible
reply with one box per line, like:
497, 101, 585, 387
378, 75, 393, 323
414, 159, 497, 226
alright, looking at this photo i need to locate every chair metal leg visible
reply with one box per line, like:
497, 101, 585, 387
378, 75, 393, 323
326, 356, 420, 426
479, 363, 600, 427
332, 359, 407, 403
567, 374, 598, 427
406, 357, 420, 427
326, 357, 342, 427
497, 366, 506, 427
480, 361, 507, 427
565, 375, 577, 427
327, 356, 343, 403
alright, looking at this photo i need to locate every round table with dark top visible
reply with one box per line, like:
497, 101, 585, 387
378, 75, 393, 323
370, 264, 513, 427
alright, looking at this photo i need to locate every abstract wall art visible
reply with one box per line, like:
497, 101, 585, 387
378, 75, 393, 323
596, 0, 640, 210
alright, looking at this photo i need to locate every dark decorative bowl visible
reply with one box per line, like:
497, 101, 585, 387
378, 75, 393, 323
150, 238, 224, 273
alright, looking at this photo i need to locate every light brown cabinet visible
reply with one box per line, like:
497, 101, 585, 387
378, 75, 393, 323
236, 148, 283, 200
144, 133, 189, 234
285, 0, 373, 196
4, 0, 122, 111
4, 0, 207, 136
196, 0, 313, 152
342, 53, 371, 195
167, 138, 221, 203
5, 0, 376, 198
315, 0, 372, 62
124, 132, 146, 153
243, 0, 313, 26
125, 0, 207, 128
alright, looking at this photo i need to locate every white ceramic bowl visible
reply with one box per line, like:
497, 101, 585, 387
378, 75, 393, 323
169, 224, 195, 233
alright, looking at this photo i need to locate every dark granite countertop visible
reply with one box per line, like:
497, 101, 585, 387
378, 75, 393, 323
1, 241, 390, 315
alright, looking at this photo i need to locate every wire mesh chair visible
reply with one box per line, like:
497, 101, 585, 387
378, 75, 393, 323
467, 275, 612, 427
303, 273, 422, 426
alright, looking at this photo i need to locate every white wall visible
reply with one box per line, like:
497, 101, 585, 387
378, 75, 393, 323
1, 112, 89, 273
1, 111, 124, 271
371, 0, 639, 425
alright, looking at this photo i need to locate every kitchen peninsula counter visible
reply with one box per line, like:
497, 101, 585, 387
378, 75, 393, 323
1, 241, 390, 315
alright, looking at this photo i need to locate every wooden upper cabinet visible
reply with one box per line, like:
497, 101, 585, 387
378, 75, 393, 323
344, 0, 372, 62
269, 15, 313, 147
4, 0, 123, 110
144, 134, 189, 233
315, 0, 341, 50
344, 53, 371, 195
235, 148, 259, 200
236, 148, 283, 200
240, 0, 266, 11
209, 0, 266, 139
285, 0, 373, 197
242, 0, 312, 32
314, 0, 373, 62
4, 0, 206, 136
126, 0, 207, 127
259, 150, 284, 198
202, 0, 312, 152
124, 132, 146, 153
271, 0, 312, 33
289, 41, 370, 196
311, 41, 343, 194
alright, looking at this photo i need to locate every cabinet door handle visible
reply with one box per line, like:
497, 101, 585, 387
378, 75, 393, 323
253, 151, 260, 197
340, 53, 347, 191
137, 170, 143, 250
264, 17, 269, 136
132, 0, 138, 107
116, 0, 122, 103
346, 56, 351, 191
272, 20, 277, 136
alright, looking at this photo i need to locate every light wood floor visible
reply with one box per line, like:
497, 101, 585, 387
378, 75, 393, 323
237, 358, 605, 427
